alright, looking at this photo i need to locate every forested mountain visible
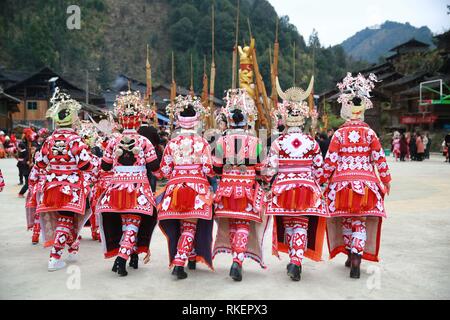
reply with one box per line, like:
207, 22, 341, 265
0, 0, 368, 96
340, 21, 434, 63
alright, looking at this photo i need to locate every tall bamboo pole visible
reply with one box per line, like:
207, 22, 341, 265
201, 56, 209, 104
271, 17, 279, 110
170, 51, 176, 130
309, 45, 315, 114
247, 18, 271, 130
231, 0, 240, 89
208, 1, 216, 129
145, 44, 158, 127
189, 53, 194, 96
292, 41, 296, 86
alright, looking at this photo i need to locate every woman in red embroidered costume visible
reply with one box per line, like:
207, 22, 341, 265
157, 95, 214, 280
263, 77, 329, 281
35, 88, 93, 271
96, 90, 160, 277
78, 122, 103, 241
212, 89, 267, 281
25, 128, 51, 244
321, 73, 391, 279
26, 150, 46, 244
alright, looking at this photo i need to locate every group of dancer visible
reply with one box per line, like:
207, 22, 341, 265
16, 72, 391, 282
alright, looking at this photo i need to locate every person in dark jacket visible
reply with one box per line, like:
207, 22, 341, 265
317, 132, 330, 159
399, 133, 408, 161
17, 141, 31, 197
138, 123, 163, 192
445, 132, 450, 164
409, 132, 417, 161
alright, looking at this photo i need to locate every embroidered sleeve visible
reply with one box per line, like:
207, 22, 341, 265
201, 138, 214, 177
72, 138, 92, 170
144, 138, 158, 164
312, 141, 324, 181
158, 142, 174, 179
212, 136, 224, 169
369, 131, 392, 184
87, 155, 100, 183
262, 140, 280, 182
101, 139, 115, 164
28, 165, 40, 187
321, 133, 340, 184
36, 141, 49, 169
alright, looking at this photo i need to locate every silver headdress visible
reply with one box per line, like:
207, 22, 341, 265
275, 76, 314, 128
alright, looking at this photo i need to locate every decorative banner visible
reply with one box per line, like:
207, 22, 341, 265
400, 115, 438, 124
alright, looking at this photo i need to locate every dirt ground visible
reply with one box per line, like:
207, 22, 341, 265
0, 155, 449, 299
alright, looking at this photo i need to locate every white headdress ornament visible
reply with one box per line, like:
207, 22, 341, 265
217, 88, 257, 127
337, 72, 378, 120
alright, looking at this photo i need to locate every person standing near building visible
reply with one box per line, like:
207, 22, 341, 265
321, 73, 391, 279
424, 133, 431, 159
445, 132, 450, 164
392, 131, 401, 161
16, 141, 30, 197
400, 133, 408, 161
409, 132, 417, 161
416, 132, 425, 161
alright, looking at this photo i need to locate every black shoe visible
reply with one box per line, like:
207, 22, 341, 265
287, 263, 301, 281
172, 266, 188, 279
345, 250, 351, 268
129, 253, 139, 269
188, 260, 196, 270
350, 253, 362, 279
112, 256, 128, 277
229, 262, 242, 282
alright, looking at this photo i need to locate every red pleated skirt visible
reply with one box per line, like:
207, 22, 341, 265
335, 186, 377, 213
169, 185, 197, 212
222, 196, 249, 212
110, 189, 137, 211
43, 187, 72, 208
277, 186, 316, 210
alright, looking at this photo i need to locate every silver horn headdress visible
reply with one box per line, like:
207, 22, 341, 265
274, 76, 314, 128
276, 76, 314, 103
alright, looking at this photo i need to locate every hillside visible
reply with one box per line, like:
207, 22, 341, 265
0, 0, 367, 96
341, 21, 434, 63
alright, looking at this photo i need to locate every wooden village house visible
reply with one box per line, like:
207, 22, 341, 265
0, 67, 106, 132
320, 35, 450, 134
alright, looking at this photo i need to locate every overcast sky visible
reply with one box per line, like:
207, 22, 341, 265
268, 0, 450, 47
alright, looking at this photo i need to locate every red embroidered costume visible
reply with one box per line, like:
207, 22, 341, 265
321, 73, 391, 278
26, 152, 46, 244
35, 88, 93, 271
96, 90, 160, 277
211, 89, 267, 281
157, 95, 214, 279
26, 128, 51, 244
264, 76, 329, 281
